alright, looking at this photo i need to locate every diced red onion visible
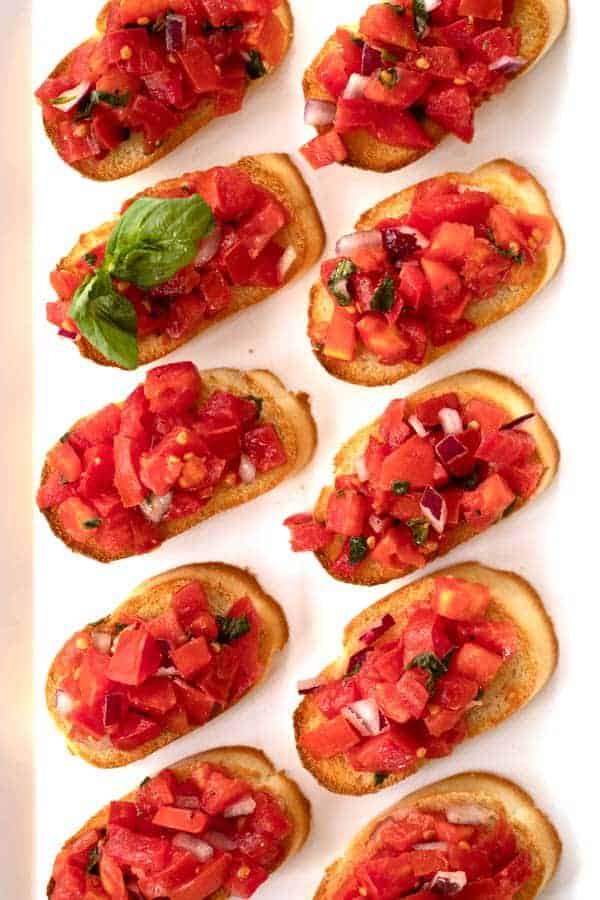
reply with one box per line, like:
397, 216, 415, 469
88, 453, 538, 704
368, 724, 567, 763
414, 841, 449, 851
297, 677, 328, 694
361, 43, 382, 76
103, 692, 126, 728
223, 796, 256, 818
156, 666, 178, 677
175, 794, 202, 810
55, 690, 75, 717
354, 454, 369, 482
172, 833, 214, 862
341, 699, 384, 736
194, 221, 222, 268
424, 0, 443, 9
408, 414, 428, 438
430, 871, 467, 894
346, 647, 370, 676
438, 407, 463, 435
140, 492, 172, 524
446, 803, 496, 826
165, 14, 187, 52
343, 73, 370, 99
58, 327, 77, 339
359, 613, 395, 645
204, 831, 237, 851
501, 412, 535, 430
335, 229, 383, 256
239, 454, 256, 484
50, 80, 91, 112
368, 514, 386, 534
304, 99, 336, 126
398, 225, 429, 250
436, 434, 468, 465
91, 630, 112, 654
278, 246, 297, 281
420, 486, 447, 535
489, 54, 526, 73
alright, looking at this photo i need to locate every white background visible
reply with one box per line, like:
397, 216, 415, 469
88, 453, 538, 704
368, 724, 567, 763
1, 0, 598, 896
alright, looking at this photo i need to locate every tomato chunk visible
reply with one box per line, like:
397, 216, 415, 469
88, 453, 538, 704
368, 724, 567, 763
108, 629, 162, 686
300, 716, 360, 758
431, 576, 491, 620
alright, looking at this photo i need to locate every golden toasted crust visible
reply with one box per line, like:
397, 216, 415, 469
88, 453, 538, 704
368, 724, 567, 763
42, 2, 294, 181
46, 563, 289, 767
295, 562, 558, 795
314, 772, 561, 899
58, 153, 325, 368
40, 367, 317, 562
302, 0, 568, 172
47, 745, 311, 899
312, 369, 559, 585
310, 159, 565, 385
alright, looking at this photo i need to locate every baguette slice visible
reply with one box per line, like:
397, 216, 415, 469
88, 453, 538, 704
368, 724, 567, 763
47, 563, 289, 767
46, 745, 311, 898
303, 0, 568, 173
314, 771, 561, 898
42, 2, 294, 180
295, 562, 557, 795
310, 159, 564, 386
59, 153, 325, 368
40, 367, 316, 562
312, 369, 559, 585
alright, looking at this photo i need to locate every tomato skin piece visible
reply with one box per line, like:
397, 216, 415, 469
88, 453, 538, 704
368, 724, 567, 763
347, 726, 420, 773
458, 0, 503, 17
152, 806, 209, 834
144, 363, 202, 415
113, 435, 145, 508
107, 629, 162, 686
326, 489, 369, 536
301, 130, 348, 169
461, 473, 515, 526
99, 853, 128, 900
300, 715, 361, 758
451, 642, 503, 686
431, 575, 491, 620
379, 435, 436, 491
169, 855, 232, 900
284, 514, 333, 552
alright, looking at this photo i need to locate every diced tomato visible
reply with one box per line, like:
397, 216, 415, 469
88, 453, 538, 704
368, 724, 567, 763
144, 363, 201, 415
174, 679, 214, 725
375, 669, 429, 723
172, 582, 208, 628
473, 26, 520, 63
110, 712, 162, 750
284, 513, 333, 551
357, 314, 411, 365
409, 189, 494, 236
314, 678, 359, 719
458, 0, 503, 17
50, 268, 84, 302
57, 497, 101, 544
347, 725, 420, 772
356, 855, 417, 896
57, 121, 101, 163
107, 629, 162, 686
372, 107, 433, 149
316, 52, 351, 98
451, 641, 503, 686
335, 27, 363, 74
147, 608, 187, 647
421, 258, 463, 306
99, 854, 127, 900
78, 444, 115, 500
334, 97, 373, 132
425, 84, 474, 142
301, 130, 348, 169
104, 825, 170, 875
242, 424, 287, 472
108, 802, 138, 828
414, 392, 460, 427
113, 435, 145, 508
364, 66, 431, 108
128, 94, 180, 145
455, 619, 518, 659
193, 766, 249, 815
399, 262, 430, 310
501, 460, 543, 498
379, 435, 436, 490
476, 429, 536, 466
426, 222, 475, 263
326, 489, 369, 536
171, 637, 212, 679
152, 806, 209, 834
127, 676, 177, 716
170, 855, 231, 900
403, 607, 452, 666
433, 672, 479, 710
461, 237, 512, 294
323, 305, 358, 360
379, 400, 409, 447
431, 576, 491, 620
137, 851, 199, 899
461, 473, 515, 526
424, 705, 463, 737
48, 442, 82, 483
79, 648, 112, 708
360, 1, 418, 51
226, 863, 268, 898
370, 526, 426, 570
462, 398, 507, 434
299, 715, 360, 758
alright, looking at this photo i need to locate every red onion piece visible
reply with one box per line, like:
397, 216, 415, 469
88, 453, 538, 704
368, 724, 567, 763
420, 486, 447, 535
55, 690, 75, 716
223, 796, 256, 818
341, 699, 384, 736
438, 407, 463, 435
239, 454, 256, 484
359, 613, 395, 645
382, 228, 418, 263
91, 630, 112, 654
297, 677, 328, 695
361, 43, 382, 75
424, 0, 443, 10
501, 412, 535, 430
346, 647, 371, 676
165, 14, 187, 52
172, 833, 214, 862
103, 692, 126, 728
408, 414, 428, 438
430, 871, 467, 894
304, 99, 336, 126
489, 54, 526, 73
446, 803, 496, 826
140, 492, 172, 524
194, 221, 222, 268
58, 327, 77, 339
278, 246, 297, 281
204, 831, 237, 851
50, 80, 91, 112
156, 666, 178, 677
368, 514, 386, 534
398, 225, 429, 249
436, 434, 468, 465
343, 73, 370, 99
335, 229, 383, 256
175, 794, 202, 810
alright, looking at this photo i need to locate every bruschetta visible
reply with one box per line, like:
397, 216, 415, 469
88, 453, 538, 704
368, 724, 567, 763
295, 562, 557, 794
301, 0, 568, 172
38, 362, 316, 562
285, 369, 558, 585
46, 153, 325, 370
313, 771, 560, 898
35, 0, 294, 180
47, 745, 311, 899
309, 159, 563, 386
47, 563, 288, 767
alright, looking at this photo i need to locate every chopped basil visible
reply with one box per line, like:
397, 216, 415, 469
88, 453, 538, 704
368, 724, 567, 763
83, 518, 102, 529
406, 517, 429, 546
328, 258, 356, 305
69, 269, 138, 370
84, 252, 97, 267
59, 432, 70, 443
503, 498, 518, 518
476, 687, 485, 701
140, 776, 151, 787
348, 657, 365, 676
385, 2, 406, 14
246, 50, 266, 80
413, 0, 429, 38
374, 772, 388, 786
88, 617, 109, 628
348, 536, 369, 565
114, 623, 128, 634
370, 276, 396, 312
486, 228, 524, 264
381, 49, 399, 64
379, 68, 399, 88
75, 89, 130, 120
245, 395, 264, 417
86, 846, 100, 876
203, 21, 243, 35
391, 480, 410, 495
407, 651, 448, 691
463, 470, 480, 490
217, 614, 251, 644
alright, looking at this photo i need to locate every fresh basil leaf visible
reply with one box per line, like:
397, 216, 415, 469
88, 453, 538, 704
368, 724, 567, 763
114, 623, 128, 634
75, 89, 130, 120
407, 651, 448, 691
86, 846, 100, 876
385, 2, 406, 14
328, 258, 356, 305
246, 50, 266, 79
84, 252, 97, 266
348, 536, 369, 565
245, 395, 264, 417
486, 227, 524, 264
69, 270, 138, 369
374, 772, 388, 786
83, 518, 102, 529
413, 0, 428, 38
217, 614, 251, 644
370, 276, 396, 312
391, 480, 410, 495
406, 517, 429, 546
106, 195, 214, 289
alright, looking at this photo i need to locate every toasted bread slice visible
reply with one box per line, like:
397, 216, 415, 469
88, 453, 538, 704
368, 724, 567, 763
46, 745, 311, 898
302, 0, 568, 173
42, 2, 294, 180
314, 771, 561, 898
295, 562, 558, 795
310, 159, 564, 386
312, 369, 559, 585
47, 563, 289, 767
40, 367, 317, 562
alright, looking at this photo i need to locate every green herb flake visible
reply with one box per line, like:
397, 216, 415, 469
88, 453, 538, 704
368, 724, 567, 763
327, 258, 356, 306
413, 0, 429, 38
114, 623, 128, 634
486, 228, 524, 264
86, 846, 100, 876
83, 518, 102, 529
476, 687, 485, 701
463, 470, 479, 490
381, 49, 399, 64
407, 651, 448, 691
140, 776, 151, 787
75, 89, 130, 120
370, 276, 396, 313
245, 395, 264, 416
59, 432, 70, 444
391, 480, 410, 495
217, 614, 251, 644
246, 50, 267, 80
385, 2, 406, 15
503, 498, 518, 518
406, 517, 429, 547
69, 269, 139, 370
374, 772, 388, 786
84, 252, 97, 267
348, 536, 369, 565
